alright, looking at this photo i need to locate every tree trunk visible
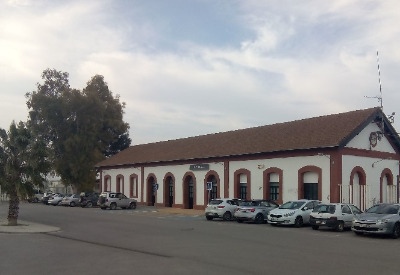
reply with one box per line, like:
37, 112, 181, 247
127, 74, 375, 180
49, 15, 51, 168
7, 185, 19, 226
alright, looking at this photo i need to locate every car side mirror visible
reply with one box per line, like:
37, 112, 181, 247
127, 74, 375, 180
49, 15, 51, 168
302, 207, 308, 211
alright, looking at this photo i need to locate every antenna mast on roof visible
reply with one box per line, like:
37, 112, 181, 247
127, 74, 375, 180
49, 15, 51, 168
376, 50, 383, 110
365, 51, 383, 109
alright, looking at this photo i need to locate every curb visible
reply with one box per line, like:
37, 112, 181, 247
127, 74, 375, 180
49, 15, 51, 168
0, 220, 60, 234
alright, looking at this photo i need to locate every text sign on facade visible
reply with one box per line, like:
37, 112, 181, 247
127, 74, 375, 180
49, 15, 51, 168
206, 182, 212, 190
190, 164, 209, 171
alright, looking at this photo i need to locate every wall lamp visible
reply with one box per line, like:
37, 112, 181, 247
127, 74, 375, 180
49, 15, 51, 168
318, 153, 334, 164
372, 157, 392, 168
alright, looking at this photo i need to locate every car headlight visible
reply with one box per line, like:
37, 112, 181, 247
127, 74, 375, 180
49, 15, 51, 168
284, 211, 295, 217
376, 219, 390, 224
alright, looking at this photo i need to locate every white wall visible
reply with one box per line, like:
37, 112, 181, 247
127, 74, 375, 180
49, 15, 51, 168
346, 122, 396, 153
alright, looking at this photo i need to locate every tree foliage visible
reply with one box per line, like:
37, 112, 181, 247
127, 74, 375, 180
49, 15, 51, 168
0, 121, 50, 225
26, 69, 131, 192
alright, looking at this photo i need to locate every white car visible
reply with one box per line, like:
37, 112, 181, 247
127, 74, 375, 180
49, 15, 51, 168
234, 199, 279, 224
309, 203, 362, 231
268, 200, 321, 227
205, 198, 240, 221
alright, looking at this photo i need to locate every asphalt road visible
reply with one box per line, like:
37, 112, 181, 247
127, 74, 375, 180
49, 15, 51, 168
0, 202, 399, 275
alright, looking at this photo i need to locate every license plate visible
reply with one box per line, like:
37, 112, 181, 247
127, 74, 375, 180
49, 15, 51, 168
316, 220, 321, 224
271, 217, 277, 221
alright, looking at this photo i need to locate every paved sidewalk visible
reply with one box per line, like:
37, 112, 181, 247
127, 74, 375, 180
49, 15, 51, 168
0, 219, 60, 233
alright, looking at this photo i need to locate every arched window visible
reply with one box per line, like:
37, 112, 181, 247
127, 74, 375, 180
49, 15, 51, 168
263, 168, 283, 204
104, 175, 111, 192
234, 169, 251, 200
116, 174, 124, 194
298, 166, 322, 200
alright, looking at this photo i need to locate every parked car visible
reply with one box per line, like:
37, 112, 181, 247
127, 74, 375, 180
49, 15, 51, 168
47, 193, 65, 206
27, 189, 44, 203
98, 192, 137, 210
268, 199, 321, 227
234, 199, 279, 224
79, 192, 99, 208
42, 192, 54, 205
205, 198, 241, 221
310, 203, 362, 231
61, 194, 80, 207
351, 203, 400, 239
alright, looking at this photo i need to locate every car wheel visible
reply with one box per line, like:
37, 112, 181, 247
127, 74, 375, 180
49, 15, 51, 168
336, 221, 344, 232
255, 214, 264, 224
206, 216, 213, 221
392, 223, 400, 239
312, 225, 319, 230
223, 211, 232, 221
129, 202, 137, 209
86, 201, 93, 208
110, 203, 117, 210
294, 216, 303, 228
70, 202, 76, 207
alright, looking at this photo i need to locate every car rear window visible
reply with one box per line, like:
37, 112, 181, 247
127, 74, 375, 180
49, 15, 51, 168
209, 200, 223, 205
313, 204, 336, 214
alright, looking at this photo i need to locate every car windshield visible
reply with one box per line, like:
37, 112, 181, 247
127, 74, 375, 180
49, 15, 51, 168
313, 204, 336, 214
279, 201, 305, 209
239, 201, 260, 207
209, 200, 223, 205
366, 204, 400, 214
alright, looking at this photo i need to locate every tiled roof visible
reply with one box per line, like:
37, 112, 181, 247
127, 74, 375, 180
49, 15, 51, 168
96, 107, 381, 167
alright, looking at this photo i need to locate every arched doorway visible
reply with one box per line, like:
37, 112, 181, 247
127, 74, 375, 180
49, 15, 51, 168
380, 169, 394, 203
204, 171, 220, 205
147, 175, 157, 206
164, 175, 174, 207
350, 166, 367, 211
183, 173, 196, 209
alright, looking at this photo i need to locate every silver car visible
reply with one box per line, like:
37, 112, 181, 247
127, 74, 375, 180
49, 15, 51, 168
310, 203, 362, 231
234, 199, 279, 224
47, 193, 64, 206
205, 198, 240, 221
98, 192, 137, 210
352, 203, 400, 239
60, 194, 80, 207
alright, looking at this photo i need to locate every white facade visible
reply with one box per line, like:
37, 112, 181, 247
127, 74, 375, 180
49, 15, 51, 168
98, 117, 400, 211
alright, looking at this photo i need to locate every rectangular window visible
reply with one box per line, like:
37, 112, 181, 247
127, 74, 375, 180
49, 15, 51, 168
304, 183, 318, 200
269, 182, 279, 201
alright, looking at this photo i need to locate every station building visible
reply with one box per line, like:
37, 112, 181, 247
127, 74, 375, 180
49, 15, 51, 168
95, 107, 400, 211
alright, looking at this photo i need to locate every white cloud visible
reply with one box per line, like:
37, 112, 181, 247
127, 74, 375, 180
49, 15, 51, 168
1, 0, 400, 144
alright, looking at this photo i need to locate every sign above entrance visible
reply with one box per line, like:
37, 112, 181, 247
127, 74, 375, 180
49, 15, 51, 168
190, 164, 209, 171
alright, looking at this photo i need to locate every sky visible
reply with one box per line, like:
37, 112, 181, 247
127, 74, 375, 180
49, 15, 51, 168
1, 0, 400, 145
